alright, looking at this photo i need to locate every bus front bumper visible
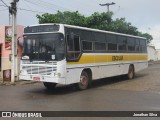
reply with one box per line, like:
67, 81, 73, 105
19, 75, 66, 84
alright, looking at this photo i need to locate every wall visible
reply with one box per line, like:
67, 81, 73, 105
147, 45, 158, 61
0, 26, 5, 79
0, 25, 24, 80
156, 49, 160, 60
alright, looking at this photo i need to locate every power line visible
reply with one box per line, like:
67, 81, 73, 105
0, 0, 9, 8
22, 0, 36, 12
1, 1, 48, 13
1, 3, 46, 14
23, 0, 88, 16
113, 6, 121, 15
0, 0, 88, 16
0, 8, 7, 11
18, 7, 46, 13
0, 4, 5, 6
23, 0, 58, 12
38, 0, 72, 12
24, 0, 74, 12
47, 0, 91, 15
20, 0, 49, 13
35, 0, 71, 11
0, 4, 8, 7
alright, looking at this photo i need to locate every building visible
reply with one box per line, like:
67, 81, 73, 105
0, 25, 24, 80
147, 45, 158, 61
156, 49, 160, 60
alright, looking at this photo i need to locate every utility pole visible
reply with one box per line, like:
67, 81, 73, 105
9, 0, 19, 83
8, 11, 11, 25
99, 2, 115, 13
8, 7, 11, 25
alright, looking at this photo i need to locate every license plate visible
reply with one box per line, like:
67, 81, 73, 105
33, 77, 40, 81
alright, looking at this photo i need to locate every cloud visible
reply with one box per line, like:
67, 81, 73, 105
1, 0, 160, 48
149, 25, 160, 40
148, 25, 160, 49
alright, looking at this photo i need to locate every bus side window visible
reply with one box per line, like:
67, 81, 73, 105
118, 36, 127, 52
66, 34, 81, 61
135, 39, 140, 52
127, 37, 135, 52
140, 39, 147, 53
107, 34, 117, 51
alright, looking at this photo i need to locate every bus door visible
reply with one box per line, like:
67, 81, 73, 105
66, 34, 81, 61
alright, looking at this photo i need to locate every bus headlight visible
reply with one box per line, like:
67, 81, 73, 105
20, 70, 27, 75
51, 72, 61, 77
56, 73, 61, 77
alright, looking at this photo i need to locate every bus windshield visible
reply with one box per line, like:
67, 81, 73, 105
22, 33, 65, 61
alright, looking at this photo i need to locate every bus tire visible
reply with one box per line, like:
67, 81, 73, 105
77, 71, 90, 90
43, 82, 57, 90
127, 65, 135, 79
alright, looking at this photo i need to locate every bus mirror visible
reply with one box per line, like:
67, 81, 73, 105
17, 35, 23, 46
17, 39, 19, 45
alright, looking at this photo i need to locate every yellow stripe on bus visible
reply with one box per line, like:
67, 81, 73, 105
67, 54, 148, 64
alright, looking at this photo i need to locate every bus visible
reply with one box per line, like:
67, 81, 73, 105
19, 24, 148, 90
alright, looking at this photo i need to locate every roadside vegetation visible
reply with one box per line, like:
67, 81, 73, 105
37, 11, 152, 43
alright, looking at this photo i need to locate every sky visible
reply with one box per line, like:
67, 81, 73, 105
0, 0, 160, 49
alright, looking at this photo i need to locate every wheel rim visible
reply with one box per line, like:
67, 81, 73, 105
79, 73, 89, 89
80, 75, 88, 86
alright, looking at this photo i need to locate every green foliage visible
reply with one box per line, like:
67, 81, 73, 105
138, 32, 153, 44
86, 12, 113, 30
37, 11, 87, 26
111, 18, 139, 35
36, 11, 153, 43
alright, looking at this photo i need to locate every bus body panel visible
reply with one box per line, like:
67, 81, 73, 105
66, 53, 148, 84
65, 61, 148, 84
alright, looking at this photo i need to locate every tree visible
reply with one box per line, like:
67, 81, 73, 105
110, 18, 139, 35
138, 32, 153, 44
36, 11, 153, 43
86, 12, 113, 30
37, 11, 87, 26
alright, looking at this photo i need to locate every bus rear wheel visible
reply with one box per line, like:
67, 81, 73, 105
43, 82, 57, 90
127, 65, 135, 79
77, 71, 90, 90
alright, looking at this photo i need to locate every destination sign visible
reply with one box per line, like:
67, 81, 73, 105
24, 25, 60, 33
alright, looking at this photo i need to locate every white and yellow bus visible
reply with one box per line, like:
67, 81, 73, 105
19, 24, 148, 90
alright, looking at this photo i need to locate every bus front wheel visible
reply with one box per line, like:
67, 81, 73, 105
127, 65, 135, 79
77, 71, 90, 90
43, 82, 57, 90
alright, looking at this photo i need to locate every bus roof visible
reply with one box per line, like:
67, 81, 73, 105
25, 23, 146, 40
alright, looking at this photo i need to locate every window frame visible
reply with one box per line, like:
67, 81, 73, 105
94, 41, 107, 52
82, 40, 94, 52
127, 37, 136, 52
117, 36, 127, 52
107, 34, 117, 52
66, 33, 82, 61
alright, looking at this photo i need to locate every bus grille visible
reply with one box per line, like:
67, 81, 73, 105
22, 61, 57, 75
